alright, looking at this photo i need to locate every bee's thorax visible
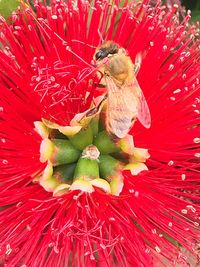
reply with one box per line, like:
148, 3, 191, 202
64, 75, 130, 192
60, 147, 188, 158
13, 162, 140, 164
105, 54, 134, 84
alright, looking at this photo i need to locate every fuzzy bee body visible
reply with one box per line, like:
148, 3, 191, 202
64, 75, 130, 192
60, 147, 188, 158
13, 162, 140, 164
88, 41, 151, 138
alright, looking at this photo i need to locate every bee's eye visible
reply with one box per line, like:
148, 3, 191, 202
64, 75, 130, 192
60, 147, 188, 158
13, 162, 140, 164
95, 50, 107, 60
95, 51, 104, 60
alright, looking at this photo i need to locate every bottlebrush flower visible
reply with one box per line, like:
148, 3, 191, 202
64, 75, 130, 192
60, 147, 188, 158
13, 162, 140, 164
0, 0, 200, 266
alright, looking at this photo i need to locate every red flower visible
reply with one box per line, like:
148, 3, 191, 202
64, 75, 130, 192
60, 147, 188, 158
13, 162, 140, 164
0, 0, 200, 266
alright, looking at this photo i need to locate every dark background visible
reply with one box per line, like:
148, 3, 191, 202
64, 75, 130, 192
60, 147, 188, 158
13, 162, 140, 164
182, 0, 200, 10
181, 0, 200, 22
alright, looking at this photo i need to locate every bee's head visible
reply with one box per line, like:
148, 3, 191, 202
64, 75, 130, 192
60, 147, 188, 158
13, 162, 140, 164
95, 48, 110, 61
94, 41, 121, 61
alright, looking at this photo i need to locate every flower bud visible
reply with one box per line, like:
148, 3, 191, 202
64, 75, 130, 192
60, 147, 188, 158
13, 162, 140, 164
69, 125, 93, 150
74, 157, 99, 180
94, 130, 120, 154
50, 139, 81, 166
53, 163, 76, 183
90, 116, 99, 137
74, 145, 100, 180
99, 155, 122, 181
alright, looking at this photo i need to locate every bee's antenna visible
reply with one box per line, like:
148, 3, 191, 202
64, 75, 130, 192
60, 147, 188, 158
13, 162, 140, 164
71, 40, 97, 49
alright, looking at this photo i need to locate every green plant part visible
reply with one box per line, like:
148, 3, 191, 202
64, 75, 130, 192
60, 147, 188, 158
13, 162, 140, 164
36, 108, 149, 197
90, 116, 99, 137
53, 163, 76, 183
94, 130, 120, 154
0, 0, 20, 19
99, 154, 123, 181
69, 125, 93, 150
74, 145, 100, 180
51, 139, 81, 166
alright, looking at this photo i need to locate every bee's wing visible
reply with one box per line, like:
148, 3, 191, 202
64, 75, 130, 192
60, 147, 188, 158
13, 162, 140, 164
105, 76, 138, 138
132, 78, 151, 128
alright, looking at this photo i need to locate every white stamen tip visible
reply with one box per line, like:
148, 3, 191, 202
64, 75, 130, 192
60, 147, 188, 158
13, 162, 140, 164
193, 138, 200, 144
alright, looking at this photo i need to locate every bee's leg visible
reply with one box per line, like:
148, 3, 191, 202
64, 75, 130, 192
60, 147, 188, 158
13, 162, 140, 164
85, 94, 108, 117
134, 53, 142, 76
134, 64, 140, 75
94, 70, 106, 88
108, 132, 119, 142
85, 107, 98, 117
94, 83, 106, 88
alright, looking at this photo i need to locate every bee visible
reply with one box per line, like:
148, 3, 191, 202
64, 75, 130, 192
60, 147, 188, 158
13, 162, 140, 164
85, 41, 151, 138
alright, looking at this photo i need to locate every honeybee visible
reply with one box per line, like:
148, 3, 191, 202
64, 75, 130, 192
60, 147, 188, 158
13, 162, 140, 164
85, 41, 151, 138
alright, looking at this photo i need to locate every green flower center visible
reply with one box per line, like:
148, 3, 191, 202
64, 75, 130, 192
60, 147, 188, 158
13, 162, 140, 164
34, 113, 150, 197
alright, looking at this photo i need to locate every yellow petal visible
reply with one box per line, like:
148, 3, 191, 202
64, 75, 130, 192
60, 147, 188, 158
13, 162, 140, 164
34, 121, 50, 139
42, 162, 53, 180
70, 110, 93, 127
42, 119, 61, 129
124, 162, 148, 175
110, 174, 124, 196
39, 138, 54, 163
132, 148, 150, 162
57, 125, 82, 136
53, 184, 71, 197
42, 118, 81, 137
117, 134, 135, 155
39, 177, 59, 192
70, 95, 106, 127
70, 179, 94, 193
32, 176, 40, 183
90, 178, 111, 193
